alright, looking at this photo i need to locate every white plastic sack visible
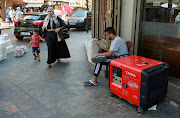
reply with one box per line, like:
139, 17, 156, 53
6, 45, 14, 54
4, 39, 12, 47
0, 55, 2, 61
0, 43, 3, 55
0, 43, 2, 55
14, 45, 27, 57
0, 34, 9, 40
0, 42, 7, 60
0, 37, 5, 43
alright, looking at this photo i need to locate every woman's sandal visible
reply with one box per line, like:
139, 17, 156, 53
46, 64, 51, 69
57, 59, 61, 63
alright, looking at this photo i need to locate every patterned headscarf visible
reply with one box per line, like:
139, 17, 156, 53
47, 7, 54, 14
43, 7, 59, 30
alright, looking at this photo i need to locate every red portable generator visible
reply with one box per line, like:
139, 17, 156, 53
109, 55, 169, 113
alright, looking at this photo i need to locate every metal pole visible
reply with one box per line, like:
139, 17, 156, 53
86, 0, 89, 33
168, 0, 173, 23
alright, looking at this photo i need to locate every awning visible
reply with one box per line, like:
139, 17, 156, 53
25, 3, 43, 8
12, 0, 25, 3
12, 0, 25, 5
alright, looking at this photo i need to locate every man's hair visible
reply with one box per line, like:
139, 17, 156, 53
33, 28, 39, 34
104, 27, 116, 35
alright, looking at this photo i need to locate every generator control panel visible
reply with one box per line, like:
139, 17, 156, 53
112, 67, 122, 85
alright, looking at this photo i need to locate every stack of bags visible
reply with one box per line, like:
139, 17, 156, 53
0, 34, 14, 61
14, 45, 27, 57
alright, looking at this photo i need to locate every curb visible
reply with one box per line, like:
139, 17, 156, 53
166, 97, 180, 109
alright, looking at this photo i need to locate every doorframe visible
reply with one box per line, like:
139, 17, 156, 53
133, 0, 142, 55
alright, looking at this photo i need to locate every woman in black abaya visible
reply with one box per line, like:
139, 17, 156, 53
42, 7, 70, 69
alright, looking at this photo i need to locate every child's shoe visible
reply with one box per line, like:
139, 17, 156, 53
34, 56, 37, 60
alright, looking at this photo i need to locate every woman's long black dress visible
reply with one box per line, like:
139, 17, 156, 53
43, 17, 70, 64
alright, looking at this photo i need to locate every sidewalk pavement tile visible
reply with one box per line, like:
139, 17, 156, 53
0, 27, 180, 118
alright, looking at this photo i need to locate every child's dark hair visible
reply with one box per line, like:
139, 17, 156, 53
33, 28, 39, 34
104, 27, 116, 35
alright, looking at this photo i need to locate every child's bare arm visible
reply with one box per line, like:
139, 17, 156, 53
41, 38, 45, 42
28, 41, 32, 48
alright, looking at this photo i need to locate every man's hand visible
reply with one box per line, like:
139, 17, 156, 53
28, 45, 31, 48
93, 50, 114, 58
98, 44, 104, 49
92, 54, 98, 58
55, 28, 60, 33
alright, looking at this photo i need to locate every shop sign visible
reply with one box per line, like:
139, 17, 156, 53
13, 3, 24, 5
153, 1, 160, 6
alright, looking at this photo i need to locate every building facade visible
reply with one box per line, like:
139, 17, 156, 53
44, 0, 72, 10
0, 0, 25, 20
92, 0, 180, 79
25, 0, 44, 11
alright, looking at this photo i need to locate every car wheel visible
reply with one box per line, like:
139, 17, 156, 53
15, 35, 24, 40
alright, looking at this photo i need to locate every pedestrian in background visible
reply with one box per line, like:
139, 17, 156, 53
15, 7, 22, 20
42, 7, 70, 69
175, 12, 180, 24
6, 7, 13, 26
43, 8, 47, 13
28, 29, 45, 61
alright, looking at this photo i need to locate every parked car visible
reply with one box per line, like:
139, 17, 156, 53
67, 10, 91, 30
14, 13, 48, 40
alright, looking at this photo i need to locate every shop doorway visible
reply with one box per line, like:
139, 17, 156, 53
139, 0, 180, 82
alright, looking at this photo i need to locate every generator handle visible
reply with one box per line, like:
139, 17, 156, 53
141, 61, 148, 64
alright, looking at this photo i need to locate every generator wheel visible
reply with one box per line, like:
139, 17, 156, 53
109, 92, 115, 97
137, 107, 143, 114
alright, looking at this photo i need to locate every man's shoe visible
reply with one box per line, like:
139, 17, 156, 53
84, 80, 98, 86
92, 56, 107, 63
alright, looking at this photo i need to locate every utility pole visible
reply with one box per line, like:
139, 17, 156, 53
86, 0, 89, 33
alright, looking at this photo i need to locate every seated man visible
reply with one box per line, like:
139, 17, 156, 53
84, 27, 129, 86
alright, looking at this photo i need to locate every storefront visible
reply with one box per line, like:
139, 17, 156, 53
0, 0, 25, 20
139, 0, 180, 78
91, 0, 180, 106
92, 0, 122, 48
12, 0, 25, 8
0, 0, 13, 20
45, 0, 69, 10
92, 0, 180, 79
